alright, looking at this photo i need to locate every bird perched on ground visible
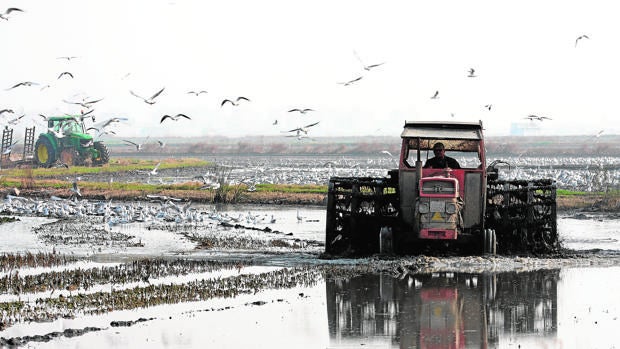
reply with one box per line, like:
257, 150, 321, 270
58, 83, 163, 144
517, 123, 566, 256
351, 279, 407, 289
160, 113, 191, 123
70, 180, 81, 197
338, 76, 363, 86
575, 34, 589, 47
57, 72, 74, 79
130, 87, 165, 105
288, 108, 314, 114
431, 90, 439, 99
296, 210, 305, 223
149, 162, 161, 176
187, 90, 208, 96
0, 7, 23, 20
221, 96, 250, 107
6, 81, 38, 90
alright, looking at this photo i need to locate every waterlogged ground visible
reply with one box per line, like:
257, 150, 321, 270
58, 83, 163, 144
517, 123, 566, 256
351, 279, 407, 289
0, 205, 619, 348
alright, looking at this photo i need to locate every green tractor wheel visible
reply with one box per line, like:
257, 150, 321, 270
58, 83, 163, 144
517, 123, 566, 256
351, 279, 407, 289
93, 141, 110, 166
34, 137, 57, 168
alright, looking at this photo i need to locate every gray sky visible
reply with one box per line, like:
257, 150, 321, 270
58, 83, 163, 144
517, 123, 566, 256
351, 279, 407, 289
1, 0, 618, 138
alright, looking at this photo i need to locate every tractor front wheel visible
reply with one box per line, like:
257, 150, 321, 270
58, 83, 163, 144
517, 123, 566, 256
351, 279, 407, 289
34, 137, 56, 168
93, 141, 110, 166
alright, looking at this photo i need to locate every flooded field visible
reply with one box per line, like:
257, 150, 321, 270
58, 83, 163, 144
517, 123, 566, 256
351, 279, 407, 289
0, 203, 619, 348
1, 154, 619, 348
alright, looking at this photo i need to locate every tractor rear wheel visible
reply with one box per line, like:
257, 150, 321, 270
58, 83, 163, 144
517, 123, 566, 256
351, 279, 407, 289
59, 148, 81, 166
93, 141, 110, 166
34, 137, 56, 168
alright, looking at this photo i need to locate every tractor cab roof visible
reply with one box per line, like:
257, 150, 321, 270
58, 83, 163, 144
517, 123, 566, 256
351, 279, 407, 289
401, 120, 484, 152
47, 115, 81, 122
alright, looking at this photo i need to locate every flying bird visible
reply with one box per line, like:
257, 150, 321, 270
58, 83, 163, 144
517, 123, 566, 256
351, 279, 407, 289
484, 104, 493, 111
160, 113, 191, 123
431, 90, 439, 99
288, 108, 314, 114
57, 72, 74, 79
467, 68, 477, 77
157, 140, 166, 148
525, 114, 552, 121
122, 137, 149, 151
0, 7, 23, 20
0, 109, 14, 115
221, 96, 250, 107
272, 120, 278, 125
6, 81, 39, 90
575, 34, 590, 47
63, 97, 103, 109
57, 56, 78, 61
7, 114, 25, 125
338, 76, 363, 86
187, 90, 208, 96
287, 121, 320, 135
381, 150, 395, 158
130, 87, 165, 105
353, 50, 385, 71
2, 140, 19, 155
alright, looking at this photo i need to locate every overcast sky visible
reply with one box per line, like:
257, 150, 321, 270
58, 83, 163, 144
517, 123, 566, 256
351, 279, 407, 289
1, 0, 618, 139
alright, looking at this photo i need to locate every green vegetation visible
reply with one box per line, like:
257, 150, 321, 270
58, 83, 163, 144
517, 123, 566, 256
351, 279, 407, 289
0, 158, 209, 178
255, 184, 327, 194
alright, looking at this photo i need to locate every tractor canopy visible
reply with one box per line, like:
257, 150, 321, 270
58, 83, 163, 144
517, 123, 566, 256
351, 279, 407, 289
46, 115, 93, 141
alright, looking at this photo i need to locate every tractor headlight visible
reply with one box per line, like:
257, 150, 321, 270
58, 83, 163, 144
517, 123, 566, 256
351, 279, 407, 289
446, 203, 457, 214
418, 203, 430, 214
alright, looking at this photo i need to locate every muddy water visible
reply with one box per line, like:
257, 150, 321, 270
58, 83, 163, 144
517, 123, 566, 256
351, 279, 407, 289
0, 207, 619, 348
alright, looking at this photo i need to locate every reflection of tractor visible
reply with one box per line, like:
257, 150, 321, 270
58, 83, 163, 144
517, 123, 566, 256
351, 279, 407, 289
34, 115, 110, 167
325, 120, 558, 256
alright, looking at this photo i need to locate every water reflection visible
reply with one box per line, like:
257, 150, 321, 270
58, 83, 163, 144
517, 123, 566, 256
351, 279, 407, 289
326, 270, 559, 348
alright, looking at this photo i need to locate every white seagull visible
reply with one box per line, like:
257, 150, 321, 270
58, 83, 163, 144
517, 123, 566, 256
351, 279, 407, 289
160, 113, 191, 123
575, 34, 589, 47
287, 121, 320, 135
221, 96, 250, 107
130, 87, 165, 105
431, 90, 439, 99
338, 76, 363, 86
288, 108, 314, 114
123, 136, 150, 151
0, 7, 23, 20
187, 90, 208, 96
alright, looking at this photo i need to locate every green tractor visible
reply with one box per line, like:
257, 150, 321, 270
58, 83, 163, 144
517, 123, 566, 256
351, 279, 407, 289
34, 115, 110, 167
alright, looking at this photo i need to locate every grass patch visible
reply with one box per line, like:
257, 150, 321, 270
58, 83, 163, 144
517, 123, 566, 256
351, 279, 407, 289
0, 158, 209, 178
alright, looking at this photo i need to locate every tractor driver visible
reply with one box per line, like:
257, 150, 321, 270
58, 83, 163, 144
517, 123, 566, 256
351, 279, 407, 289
423, 142, 461, 169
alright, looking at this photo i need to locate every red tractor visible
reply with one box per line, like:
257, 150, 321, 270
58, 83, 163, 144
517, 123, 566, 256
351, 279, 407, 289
325, 121, 558, 256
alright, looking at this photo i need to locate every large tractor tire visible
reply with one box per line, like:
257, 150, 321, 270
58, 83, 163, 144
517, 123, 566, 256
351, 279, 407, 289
93, 141, 110, 166
59, 148, 82, 166
34, 137, 57, 168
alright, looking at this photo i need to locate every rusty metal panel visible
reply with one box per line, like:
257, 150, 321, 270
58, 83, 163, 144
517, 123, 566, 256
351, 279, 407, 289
463, 172, 482, 227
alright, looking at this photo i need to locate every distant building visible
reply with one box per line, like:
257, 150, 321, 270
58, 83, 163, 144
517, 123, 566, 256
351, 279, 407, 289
510, 122, 541, 136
